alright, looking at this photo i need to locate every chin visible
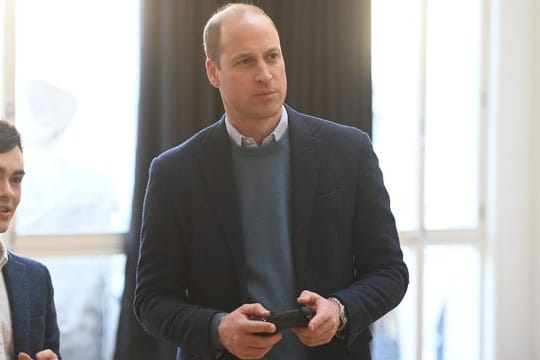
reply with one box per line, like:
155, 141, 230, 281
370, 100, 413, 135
258, 103, 283, 117
0, 222, 9, 233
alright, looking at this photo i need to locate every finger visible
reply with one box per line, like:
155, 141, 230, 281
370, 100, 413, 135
247, 331, 282, 346
301, 319, 333, 339
240, 303, 271, 318
295, 325, 335, 347
249, 319, 277, 335
305, 299, 339, 331
230, 332, 282, 359
17, 353, 33, 360
35, 350, 58, 360
297, 290, 317, 305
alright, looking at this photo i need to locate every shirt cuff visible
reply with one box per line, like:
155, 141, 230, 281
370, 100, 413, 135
210, 312, 227, 350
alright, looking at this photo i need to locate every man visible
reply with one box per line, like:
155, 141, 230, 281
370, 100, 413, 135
0, 119, 61, 360
134, 3, 408, 359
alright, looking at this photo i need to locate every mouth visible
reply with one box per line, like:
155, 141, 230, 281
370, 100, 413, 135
0, 206, 12, 216
254, 90, 278, 97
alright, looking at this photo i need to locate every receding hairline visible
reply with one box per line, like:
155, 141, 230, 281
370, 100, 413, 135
203, 3, 278, 64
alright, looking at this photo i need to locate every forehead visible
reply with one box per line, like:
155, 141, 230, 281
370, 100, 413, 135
219, 12, 281, 55
0, 147, 24, 175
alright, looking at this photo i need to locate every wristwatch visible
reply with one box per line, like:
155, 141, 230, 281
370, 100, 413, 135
328, 297, 348, 331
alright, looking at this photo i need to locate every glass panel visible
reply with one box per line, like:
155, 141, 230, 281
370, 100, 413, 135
372, 0, 422, 232
14, 0, 139, 234
423, 244, 480, 360
0, 0, 3, 118
373, 246, 417, 360
423, 0, 481, 230
39, 254, 126, 360
0, 0, 6, 116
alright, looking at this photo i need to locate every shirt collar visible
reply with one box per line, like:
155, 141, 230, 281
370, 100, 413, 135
0, 238, 8, 270
225, 106, 288, 148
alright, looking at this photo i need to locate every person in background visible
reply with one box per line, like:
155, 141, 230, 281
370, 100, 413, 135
0, 119, 60, 360
134, 3, 408, 359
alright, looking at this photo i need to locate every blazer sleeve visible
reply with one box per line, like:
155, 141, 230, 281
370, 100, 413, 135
7, 255, 61, 359
43, 267, 61, 358
133, 156, 218, 352
330, 131, 409, 348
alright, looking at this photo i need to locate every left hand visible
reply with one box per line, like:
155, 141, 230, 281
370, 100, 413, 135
291, 290, 342, 347
18, 349, 58, 360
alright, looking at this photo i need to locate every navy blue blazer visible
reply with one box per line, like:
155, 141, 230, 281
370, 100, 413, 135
3, 252, 61, 358
134, 105, 408, 359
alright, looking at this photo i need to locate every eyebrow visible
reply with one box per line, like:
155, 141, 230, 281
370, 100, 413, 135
0, 167, 25, 176
231, 47, 282, 62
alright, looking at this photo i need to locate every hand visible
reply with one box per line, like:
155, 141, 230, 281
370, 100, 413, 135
18, 349, 58, 360
218, 303, 282, 359
291, 290, 341, 347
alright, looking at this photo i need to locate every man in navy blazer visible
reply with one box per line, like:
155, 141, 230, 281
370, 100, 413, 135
134, 3, 408, 359
0, 119, 60, 359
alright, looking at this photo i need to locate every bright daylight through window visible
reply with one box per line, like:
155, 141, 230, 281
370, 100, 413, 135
5, 1, 140, 359
371, 0, 483, 359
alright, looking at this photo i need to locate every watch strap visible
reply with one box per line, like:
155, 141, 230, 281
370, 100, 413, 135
328, 297, 348, 332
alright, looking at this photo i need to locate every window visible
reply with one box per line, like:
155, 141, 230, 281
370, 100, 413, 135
15, 0, 139, 235
371, 0, 485, 359
2, 1, 140, 358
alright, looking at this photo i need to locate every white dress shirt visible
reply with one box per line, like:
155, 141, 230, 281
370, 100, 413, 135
0, 239, 13, 360
225, 106, 289, 147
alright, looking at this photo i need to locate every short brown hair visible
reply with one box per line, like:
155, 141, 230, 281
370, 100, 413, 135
203, 2, 277, 66
0, 119, 22, 153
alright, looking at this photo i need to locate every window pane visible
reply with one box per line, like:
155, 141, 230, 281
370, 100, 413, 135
39, 255, 126, 360
14, 0, 139, 234
0, 0, 3, 115
373, 247, 417, 360
423, 0, 481, 229
423, 244, 480, 360
372, 0, 422, 231
0, 0, 13, 120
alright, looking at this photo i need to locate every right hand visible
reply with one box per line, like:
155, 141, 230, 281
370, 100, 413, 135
218, 303, 282, 359
18, 349, 58, 360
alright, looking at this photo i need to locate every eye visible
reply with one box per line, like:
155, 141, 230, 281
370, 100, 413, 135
11, 175, 23, 184
236, 58, 251, 66
267, 52, 280, 61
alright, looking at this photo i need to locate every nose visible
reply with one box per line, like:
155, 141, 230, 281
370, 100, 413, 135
0, 180, 14, 198
255, 62, 273, 83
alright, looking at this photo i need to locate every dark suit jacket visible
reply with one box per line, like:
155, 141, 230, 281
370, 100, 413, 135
3, 252, 61, 358
134, 105, 408, 360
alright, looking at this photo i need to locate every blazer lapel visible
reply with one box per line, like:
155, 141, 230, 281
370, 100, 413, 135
3, 254, 29, 354
198, 119, 249, 299
287, 107, 321, 291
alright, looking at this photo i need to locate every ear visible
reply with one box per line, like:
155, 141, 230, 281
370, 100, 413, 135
206, 58, 220, 88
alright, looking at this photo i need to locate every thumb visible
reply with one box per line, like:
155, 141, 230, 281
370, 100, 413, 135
18, 353, 33, 360
35, 349, 58, 360
297, 290, 318, 306
239, 303, 270, 318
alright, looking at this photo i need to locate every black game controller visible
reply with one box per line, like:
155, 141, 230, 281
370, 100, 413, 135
264, 306, 315, 330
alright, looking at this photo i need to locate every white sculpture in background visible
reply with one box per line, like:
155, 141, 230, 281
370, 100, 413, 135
16, 80, 117, 235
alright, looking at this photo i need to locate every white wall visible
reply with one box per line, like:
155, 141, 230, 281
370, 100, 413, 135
486, 0, 538, 359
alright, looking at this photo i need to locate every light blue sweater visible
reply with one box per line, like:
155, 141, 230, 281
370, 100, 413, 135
231, 132, 308, 359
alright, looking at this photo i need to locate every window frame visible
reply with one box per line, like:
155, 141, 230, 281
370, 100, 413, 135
371, 0, 489, 358
2, 0, 133, 256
